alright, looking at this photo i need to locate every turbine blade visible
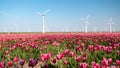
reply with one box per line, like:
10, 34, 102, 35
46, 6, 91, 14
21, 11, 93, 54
43, 9, 50, 15
36, 11, 42, 15
86, 14, 90, 19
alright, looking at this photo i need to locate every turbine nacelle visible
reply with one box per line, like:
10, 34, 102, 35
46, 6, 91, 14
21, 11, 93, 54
36, 9, 50, 16
41, 14, 45, 16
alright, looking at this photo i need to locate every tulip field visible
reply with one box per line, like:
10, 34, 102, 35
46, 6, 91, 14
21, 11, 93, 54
0, 33, 120, 68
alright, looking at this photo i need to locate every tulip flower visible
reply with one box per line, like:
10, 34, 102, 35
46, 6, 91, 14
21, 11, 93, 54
64, 49, 69, 55
28, 58, 38, 67
76, 56, 82, 61
5, 50, 9, 55
19, 59, 25, 66
81, 43, 85, 49
76, 46, 80, 51
69, 51, 74, 57
0, 61, 5, 68
64, 60, 68, 65
43, 64, 49, 68
108, 58, 112, 64
80, 62, 88, 68
111, 66, 117, 68
102, 58, 108, 66
56, 54, 62, 60
13, 57, 19, 62
116, 60, 120, 65
51, 58, 56, 63
88, 45, 94, 51
8, 61, 13, 67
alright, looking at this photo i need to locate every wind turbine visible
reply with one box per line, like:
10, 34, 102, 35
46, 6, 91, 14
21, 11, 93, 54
36, 9, 50, 33
81, 15, 90, 33
94, 26, 97, 32
108, 18, 114, 33
4, 26, 7, 32
14, 24, 20, 32
28, 26, 31, 32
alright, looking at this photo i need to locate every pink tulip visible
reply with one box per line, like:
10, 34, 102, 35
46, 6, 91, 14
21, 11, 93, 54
76, 46, 80, 50
91, 61, 96, 66
78, 48, 82, 52
94, 47, 98, 51
52, 41, 59, 46
56, 43, 60, 46
95, 63, 100, 68
116, 50, 120, 55
0, 61, 5, 68
41, 53, 52, 62
69, 51, 74, 57
96, 45, 103, 50
88, 45, 94, 51
80, 62, 88, 68
104, 46, 112, 53
64, 49, 69, 55
91, 61, 100, 68
111, 66, 117, 68
47, 52, 52, 59
60, 52, 65, 57
113, 44, 119, 50
102, 58, 108, 66
5, 50, 9, 55
56, 54, 62, 60
51, 58, 56, 63
26, 47, 30, 51
108, 58, 112, 64
41, 56, 46, 62
8, 61, 13, 67
76, 56, 82, 61
81, 43, 85, 49
13, 45, 16, 50
64, 60, 68, 65
13, 56, 19, 62
116, 60, 120, 65
21, 44, 25, 48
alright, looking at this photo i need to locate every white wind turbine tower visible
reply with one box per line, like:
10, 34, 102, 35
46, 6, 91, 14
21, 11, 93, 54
94, 26, 97, 32
14, 24, 19, 32
108, 18, 114, 33
28, 26, 31, 32
36, 9, 50, 33
4, 26, 7, 32
81, 15, 90, 33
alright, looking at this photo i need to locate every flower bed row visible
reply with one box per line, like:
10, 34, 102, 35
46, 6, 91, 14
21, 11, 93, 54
0, 33, 120, 68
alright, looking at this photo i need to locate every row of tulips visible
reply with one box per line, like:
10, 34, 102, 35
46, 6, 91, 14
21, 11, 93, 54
0, 33, 120, 68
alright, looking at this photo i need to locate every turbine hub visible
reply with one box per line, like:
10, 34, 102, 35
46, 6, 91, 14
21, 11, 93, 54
41, 14, 45, 16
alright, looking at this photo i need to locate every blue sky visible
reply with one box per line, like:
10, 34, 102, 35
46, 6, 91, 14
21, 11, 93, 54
0, 0, 120, 32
